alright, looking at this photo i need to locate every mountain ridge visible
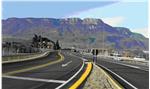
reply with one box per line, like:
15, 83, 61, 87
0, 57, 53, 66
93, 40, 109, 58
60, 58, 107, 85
2, 17, 149, 50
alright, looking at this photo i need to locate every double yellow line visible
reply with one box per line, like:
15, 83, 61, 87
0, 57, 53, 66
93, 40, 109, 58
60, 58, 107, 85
3, 52, 64, 75
69, 62, 92, 89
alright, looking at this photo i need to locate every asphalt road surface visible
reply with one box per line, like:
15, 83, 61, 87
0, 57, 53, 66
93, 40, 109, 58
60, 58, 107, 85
75, 52, 149, 89
2, 51, 83, 89
3, 51, 149, 89
96, 58, 149, 89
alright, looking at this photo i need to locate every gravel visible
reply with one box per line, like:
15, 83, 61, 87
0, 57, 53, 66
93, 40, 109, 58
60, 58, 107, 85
83, 64, 118, 89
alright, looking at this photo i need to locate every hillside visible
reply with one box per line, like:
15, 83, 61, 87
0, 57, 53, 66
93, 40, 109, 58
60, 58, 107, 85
2, 17, 149, 50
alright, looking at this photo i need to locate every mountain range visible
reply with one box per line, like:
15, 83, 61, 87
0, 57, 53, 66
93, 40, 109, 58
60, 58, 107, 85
2, 18, 149, 50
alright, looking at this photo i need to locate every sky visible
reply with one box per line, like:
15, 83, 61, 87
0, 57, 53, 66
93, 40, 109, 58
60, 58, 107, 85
2, 0, 148, 37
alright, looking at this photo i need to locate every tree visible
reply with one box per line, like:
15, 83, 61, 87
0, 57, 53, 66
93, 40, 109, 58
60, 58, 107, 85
6, 42, 11, 55
32, 34, 39, 48
55, 40, 61, 50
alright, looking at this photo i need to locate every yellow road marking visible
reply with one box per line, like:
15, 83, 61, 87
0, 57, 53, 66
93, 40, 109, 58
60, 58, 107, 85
3, 52, 64, 75
69, 62, 92, 89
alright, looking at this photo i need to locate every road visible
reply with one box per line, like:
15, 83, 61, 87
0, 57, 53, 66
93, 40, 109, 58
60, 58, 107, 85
75, 53, 149, 89
2, 51, 149, 89
96, 58, 148, 89
2, 51, 83, 89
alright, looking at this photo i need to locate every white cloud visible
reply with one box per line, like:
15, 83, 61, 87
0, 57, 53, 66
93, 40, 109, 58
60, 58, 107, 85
131, 28, 148, 38
102, 16, 125, 26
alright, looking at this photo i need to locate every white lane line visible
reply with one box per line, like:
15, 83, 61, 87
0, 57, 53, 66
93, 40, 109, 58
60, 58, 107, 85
103, 60, 148, 72
115, 62, 140, 69
56, 61, 85, 89
97, 64, 138, 89
117, 62, 149, 72
62, 61, 72, 67
3, 75, 66, 84
113, 62, 148, 72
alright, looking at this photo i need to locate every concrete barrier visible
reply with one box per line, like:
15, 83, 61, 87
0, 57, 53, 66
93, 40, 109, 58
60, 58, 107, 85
2, 51, 50, 64
3, 52, 64, 75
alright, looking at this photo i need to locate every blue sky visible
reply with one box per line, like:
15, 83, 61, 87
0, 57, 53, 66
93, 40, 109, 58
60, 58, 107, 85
2, 1, 116, 19
2, 0, 148, 37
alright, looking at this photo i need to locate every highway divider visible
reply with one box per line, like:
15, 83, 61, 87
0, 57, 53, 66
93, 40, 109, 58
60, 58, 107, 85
2, 51, 50, 64
69, 62, 92, 89
94, 64, 123, 89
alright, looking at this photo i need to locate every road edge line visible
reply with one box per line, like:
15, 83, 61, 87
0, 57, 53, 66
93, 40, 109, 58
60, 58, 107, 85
94, 63, 123, 89
114, 62, 149, 72
101, 59, 148, 72
69, 62, 92, 89
97, 64, 138, 89
2, 75, 66, 83
56, 61, 85, 89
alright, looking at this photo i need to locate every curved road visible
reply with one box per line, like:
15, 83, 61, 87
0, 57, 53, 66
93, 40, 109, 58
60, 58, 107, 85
75, 53, 149, 89
2, 51, 83, 89
96, 58, 148, 89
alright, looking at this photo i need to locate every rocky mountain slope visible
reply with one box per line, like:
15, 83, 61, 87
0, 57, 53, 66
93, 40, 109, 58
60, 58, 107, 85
2, 18, 149, 50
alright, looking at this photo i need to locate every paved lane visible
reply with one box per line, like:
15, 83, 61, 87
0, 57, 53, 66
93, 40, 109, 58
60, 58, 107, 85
2, 51, 83, 89
97, 58, 149, 89
72, 52, 149, 89
2, 52, 58, 73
